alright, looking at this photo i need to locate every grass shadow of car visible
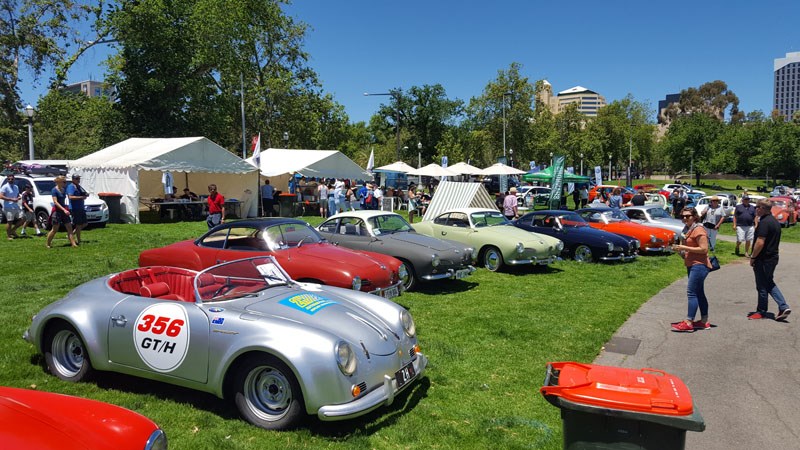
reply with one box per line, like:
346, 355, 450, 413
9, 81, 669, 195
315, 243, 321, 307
504, 264, 564, 276
412, 278, 478, 295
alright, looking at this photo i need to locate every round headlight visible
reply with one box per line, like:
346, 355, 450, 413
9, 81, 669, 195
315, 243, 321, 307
777, 213, 784, 220
556, 241, 564, 252
351, 276, 361, 291
634, 239, 641, 249
516, 242, 525, 254
335, 341, 357, 376
431, 254, 440, 267
607, 242, 614, 252
400, 310, 416, 337
145, 429, 168, 450
468, 247, 478, 260
650, 234, 657, 243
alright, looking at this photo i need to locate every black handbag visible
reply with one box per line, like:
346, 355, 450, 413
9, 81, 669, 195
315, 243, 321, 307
709, 252, 720, 271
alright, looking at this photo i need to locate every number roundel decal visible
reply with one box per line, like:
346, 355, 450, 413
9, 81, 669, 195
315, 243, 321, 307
134, 303, 190, 372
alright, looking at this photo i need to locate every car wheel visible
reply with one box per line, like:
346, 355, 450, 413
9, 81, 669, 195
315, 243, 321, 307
44, 323, 93, 382
233, 354, 305, 430
36, 209, 51, 231
482, 246, 504, 272
573, 245, 594, 262
398, 259, 417, 291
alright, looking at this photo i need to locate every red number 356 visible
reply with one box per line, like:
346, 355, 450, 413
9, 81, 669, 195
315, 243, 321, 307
137, 315, 184, 337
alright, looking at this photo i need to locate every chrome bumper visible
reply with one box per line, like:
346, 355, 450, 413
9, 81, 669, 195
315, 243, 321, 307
643, 246, 673, 253
507, 255, 556, 266
317, 353, 428, 421
367, 279, 405, 296
599, 254, 638, 262
421, 266, 476, 281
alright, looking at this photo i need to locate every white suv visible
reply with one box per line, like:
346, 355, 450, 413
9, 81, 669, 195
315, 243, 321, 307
12, 174, 109, 230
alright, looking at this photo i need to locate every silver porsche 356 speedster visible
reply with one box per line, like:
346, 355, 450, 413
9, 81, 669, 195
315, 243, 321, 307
24, 256, 427, 430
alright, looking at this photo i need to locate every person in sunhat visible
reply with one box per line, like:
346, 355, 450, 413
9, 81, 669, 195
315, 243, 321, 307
700, 196, 726, 251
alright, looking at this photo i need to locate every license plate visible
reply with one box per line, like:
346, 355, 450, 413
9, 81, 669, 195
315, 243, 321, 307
395, 361, 416, 388
455, 268, 470, 279
381, 286, 399, 299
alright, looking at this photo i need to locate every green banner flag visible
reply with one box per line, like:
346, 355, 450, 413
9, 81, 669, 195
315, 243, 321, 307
547, 155, 565, 209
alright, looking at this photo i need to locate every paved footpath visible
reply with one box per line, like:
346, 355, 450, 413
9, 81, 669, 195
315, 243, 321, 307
595, 237, 800, 449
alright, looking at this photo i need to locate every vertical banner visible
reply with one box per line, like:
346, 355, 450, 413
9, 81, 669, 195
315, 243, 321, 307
529, 161, 536, 171
441, 155, 448, 182
547, 155, 566, 209
566, 166, 575, 194
498, 156, 508, 194
594, 166, 603, 186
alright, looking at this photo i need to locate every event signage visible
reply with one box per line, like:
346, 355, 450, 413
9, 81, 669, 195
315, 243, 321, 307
547, 155, 565, 209
594, 166, 603, 186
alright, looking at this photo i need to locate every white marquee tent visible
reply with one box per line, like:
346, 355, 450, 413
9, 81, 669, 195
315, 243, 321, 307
247, 148, 370, 190
70, 137, 258, 223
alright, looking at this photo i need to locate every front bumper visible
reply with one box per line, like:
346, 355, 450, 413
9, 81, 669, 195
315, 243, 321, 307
421, 266, 476, 281
317, 353, 428, 421
643, 245, 673, 253
599, 253, 638, 262
367, 279, 405, 298
507, 255, 557, 266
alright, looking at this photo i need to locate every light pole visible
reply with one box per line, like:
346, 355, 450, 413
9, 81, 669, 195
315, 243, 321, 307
508, 148, 514, 168
502, 91, 512, 160
283, 131, 289, 149
364, 89, 401, 160
549, 152, 553, 168
24, 105, 35, 160
417, 142, 422, 186
627, 115, 633, 186
608, 153, 612, 181
579, 153, 584, 176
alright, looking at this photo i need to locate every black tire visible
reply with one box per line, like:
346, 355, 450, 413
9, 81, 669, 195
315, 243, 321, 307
481, 246, 504, 272
397, 259, 417, 291
44, 322, 93, 382
36, 209, 51, 231
573, 245, 594, 262
232, 354, 305, 430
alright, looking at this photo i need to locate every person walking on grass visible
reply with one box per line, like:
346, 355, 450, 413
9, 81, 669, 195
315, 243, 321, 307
1, 173, 25, 240
701, 196, 727, 251
66, 174, 89, 244
206, 184, 225, 229
46, 176, 78, 248
748, 199, 792, 321
671, 207, 712, 332
20, 184, 43, 237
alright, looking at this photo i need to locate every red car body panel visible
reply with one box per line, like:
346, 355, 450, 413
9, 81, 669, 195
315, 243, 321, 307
578, 209, 675, 252
139, 235, 401, 292
0, 387, 161, 450
769, 196, 797, 226
588, 185, 634, 204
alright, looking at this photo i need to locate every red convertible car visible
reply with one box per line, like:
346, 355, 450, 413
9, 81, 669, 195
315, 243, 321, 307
769, 196, 797, 227
139, 218, 406, 299
0, 386, 167, 450
577, 207, 676, 254
588, 185, 634, 204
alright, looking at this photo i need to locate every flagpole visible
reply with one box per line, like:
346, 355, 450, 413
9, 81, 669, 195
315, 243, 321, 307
253, 133, 262, 217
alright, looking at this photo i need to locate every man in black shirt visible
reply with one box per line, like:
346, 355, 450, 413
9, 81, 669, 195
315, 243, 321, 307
630, 189, 646, 206
748, 199, 791, 320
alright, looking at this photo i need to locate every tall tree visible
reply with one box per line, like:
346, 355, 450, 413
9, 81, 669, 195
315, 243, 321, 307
658, 112, 723, 185
663, 80, 743, 124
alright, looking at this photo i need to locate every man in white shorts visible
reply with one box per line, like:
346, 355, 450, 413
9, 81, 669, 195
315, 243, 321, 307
733, 195, 756, 256
0, 173, 25, 240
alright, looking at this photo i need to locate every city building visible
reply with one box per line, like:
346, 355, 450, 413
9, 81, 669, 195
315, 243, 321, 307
774, 52, 800, 120
657, 93, 681, 125
537, 81, 607, 117
63, 80, 114, 99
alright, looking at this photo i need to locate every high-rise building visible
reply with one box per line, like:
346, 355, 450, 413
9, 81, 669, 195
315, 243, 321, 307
657, 93, 681, 125
537, 81, 607, 117
774, 52, 800, 120
63, 80, 114, 99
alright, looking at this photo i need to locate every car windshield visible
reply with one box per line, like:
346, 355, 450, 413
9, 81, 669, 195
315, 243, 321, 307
556, 213, 588, 227
470, 211, 509, 228
369, 214, 412, 234
195, 256, 290, 302
262, 223, 325, 250
773, 200, 786, 207
647, 208, 670, 219
601, 209, 630, 222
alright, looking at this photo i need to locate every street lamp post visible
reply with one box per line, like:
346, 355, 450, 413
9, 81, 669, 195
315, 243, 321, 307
508, 149, 514, 168
627, 118, 633, 187
417, 142, 422, 186
608, 153, 612, 181
283, 131, 289, 149
579, 153, 584, 176
364, 90, 401, 160
24, 105, 35, 160
502, 91, 512, 160
549, 152, 553, 168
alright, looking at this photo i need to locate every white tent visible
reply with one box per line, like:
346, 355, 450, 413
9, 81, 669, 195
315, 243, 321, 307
248, 149, 370, 187
407, 163, 458, 177
71, 137, 258, 223
421, 181, 497, 221
374, 161, 416, 173
480, 162, 527, 176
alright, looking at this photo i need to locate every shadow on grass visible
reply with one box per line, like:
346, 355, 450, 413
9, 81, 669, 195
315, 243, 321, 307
504, 264, 564, 276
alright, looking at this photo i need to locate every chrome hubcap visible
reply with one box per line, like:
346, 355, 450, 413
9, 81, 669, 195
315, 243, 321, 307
52, 330, 84, 378
245, 366, 291, 421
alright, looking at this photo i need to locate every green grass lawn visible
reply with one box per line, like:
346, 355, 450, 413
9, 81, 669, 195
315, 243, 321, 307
1, 218, 736, 449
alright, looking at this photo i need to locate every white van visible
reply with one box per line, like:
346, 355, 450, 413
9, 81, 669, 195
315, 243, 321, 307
11, 173, 109, 230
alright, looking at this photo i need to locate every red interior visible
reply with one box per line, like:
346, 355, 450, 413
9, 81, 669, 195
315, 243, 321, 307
108, 266, 265, 302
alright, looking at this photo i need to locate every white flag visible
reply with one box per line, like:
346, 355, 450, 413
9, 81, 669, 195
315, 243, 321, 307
367, 147, 375, 173
252, 133, 262, 167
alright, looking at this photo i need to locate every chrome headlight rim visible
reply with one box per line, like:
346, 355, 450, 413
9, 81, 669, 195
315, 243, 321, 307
515, 242, 525, 254
351, 276, 362, 291
467, 247, 478, 260
633, 239, 641, 249
431, 254, 440, 267
556, 241, 564, 252
400, 310, 416, 337
335, 341, 357, 376
649, 234, 657, 243
397, 264, 408, 282
607, 242, 614, 252
145, 429, 168, 450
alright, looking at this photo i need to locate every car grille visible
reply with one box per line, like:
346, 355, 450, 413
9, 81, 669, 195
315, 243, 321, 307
614, 246, 624, 252
85, 205, 102, 212
356, 381, 367, 395
409, 347, 416, 358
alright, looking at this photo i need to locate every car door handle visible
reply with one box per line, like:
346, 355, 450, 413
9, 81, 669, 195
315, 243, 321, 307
111, 315, 127, 327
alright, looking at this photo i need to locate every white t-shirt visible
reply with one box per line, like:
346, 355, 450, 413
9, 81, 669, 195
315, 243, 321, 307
1, 182, 20, 210
374, 188, 384, 199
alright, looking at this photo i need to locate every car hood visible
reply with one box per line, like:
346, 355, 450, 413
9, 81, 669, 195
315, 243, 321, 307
0, 387, 155, 450
382, 231, 454, 251
243, 289, 401, 356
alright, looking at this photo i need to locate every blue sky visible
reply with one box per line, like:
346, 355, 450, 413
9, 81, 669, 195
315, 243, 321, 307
21, 0, 800, 124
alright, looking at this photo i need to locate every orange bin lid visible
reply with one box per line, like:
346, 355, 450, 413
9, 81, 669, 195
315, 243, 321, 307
540, 362, 694, 416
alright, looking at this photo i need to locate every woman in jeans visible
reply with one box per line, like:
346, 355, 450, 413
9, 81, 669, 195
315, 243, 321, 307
671, 207, 712, 332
